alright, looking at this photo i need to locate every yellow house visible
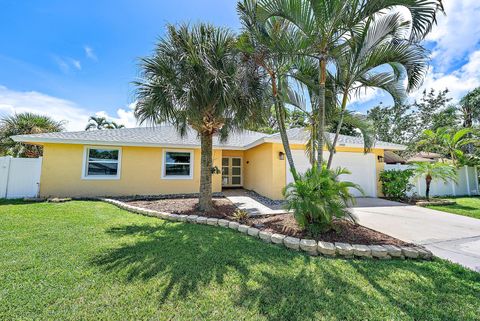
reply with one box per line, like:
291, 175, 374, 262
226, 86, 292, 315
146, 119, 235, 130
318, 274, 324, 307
12, 126, 405, 200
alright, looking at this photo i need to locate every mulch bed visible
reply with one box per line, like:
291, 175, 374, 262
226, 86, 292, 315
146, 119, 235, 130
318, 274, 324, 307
124, 197, 409, 246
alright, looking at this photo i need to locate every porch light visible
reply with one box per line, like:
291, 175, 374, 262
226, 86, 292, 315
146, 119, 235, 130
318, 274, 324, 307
279, 152, 285, 160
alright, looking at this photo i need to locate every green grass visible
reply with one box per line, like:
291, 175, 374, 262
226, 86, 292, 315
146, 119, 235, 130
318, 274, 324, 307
426, 197, 480, 219
1, 201, 479, 320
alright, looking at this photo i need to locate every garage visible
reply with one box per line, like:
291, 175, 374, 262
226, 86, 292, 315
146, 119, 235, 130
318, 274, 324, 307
286, 150, 378, 197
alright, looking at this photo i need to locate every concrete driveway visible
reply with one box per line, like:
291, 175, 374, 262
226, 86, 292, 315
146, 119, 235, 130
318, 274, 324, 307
350, 198, 480, 272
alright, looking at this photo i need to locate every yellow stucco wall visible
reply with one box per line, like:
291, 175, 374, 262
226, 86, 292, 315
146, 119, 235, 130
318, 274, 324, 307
39, 142, 385, 199
40, 143, 222, 197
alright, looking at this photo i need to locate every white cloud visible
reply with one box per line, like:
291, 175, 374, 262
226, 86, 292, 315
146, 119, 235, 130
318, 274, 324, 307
94, 102, 138, 128
426, 0, 480, 68
84, 46, 98, 61
71, 59, 81, 70
52, 56, 82, 73
411, 50, 480, 102
0, 86, 137, 131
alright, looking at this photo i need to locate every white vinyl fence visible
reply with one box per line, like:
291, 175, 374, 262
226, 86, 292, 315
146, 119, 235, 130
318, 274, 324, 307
0, 157, 42, 199
384, 164, 479, 197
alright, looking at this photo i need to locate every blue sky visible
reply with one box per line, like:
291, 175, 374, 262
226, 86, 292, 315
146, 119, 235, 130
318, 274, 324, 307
1, 0, 480, 130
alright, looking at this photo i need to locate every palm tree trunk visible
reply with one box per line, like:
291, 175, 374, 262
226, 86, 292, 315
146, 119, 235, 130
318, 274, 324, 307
425, 175, 432, 201
271, 74, 298, 181
199, 132, 214, 212
317, 58, 327, 169
327, 91, 348, 169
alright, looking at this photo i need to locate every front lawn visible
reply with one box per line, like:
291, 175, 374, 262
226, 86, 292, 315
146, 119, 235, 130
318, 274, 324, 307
426, 197, 480, 220
1, 200, 479, 320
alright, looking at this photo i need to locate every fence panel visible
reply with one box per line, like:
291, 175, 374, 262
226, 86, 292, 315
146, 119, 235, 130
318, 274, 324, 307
383, 164, 479, 197
0, 157, 42, 199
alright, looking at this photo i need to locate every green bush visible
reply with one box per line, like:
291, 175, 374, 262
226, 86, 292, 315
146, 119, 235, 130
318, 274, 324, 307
283, 165, 362, 235
379, 169, 414, 200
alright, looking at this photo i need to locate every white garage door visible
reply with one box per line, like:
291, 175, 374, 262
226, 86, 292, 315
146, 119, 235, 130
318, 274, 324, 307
286, 150, 377, 197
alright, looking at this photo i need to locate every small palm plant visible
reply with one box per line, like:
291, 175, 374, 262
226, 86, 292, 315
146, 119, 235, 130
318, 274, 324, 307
412, 162, 457, 201
283, 165, 362, 235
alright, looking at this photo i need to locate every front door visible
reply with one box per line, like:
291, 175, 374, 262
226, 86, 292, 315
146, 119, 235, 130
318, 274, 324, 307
222, 157, 242, 187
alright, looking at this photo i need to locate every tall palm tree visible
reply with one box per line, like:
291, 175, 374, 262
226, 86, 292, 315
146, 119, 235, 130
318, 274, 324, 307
85, 116, 110, 131
256, 0, 444, 167
327, 11, 429, 168
134, 23, 264, 211
0, 112, 64, 158
412, 162, 457, 200
238, 0, 310, 181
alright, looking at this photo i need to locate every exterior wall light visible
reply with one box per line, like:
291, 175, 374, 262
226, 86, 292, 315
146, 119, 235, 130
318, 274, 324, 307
279, 152, 285, 160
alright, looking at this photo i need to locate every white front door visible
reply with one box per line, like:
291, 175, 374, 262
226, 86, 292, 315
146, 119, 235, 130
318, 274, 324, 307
222, 157, 242, 187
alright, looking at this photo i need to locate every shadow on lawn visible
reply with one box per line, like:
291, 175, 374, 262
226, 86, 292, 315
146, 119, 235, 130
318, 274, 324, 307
92, 222, 480, 320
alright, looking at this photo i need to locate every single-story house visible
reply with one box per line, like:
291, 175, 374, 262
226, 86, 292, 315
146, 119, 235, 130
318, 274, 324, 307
12, 126, 405, 199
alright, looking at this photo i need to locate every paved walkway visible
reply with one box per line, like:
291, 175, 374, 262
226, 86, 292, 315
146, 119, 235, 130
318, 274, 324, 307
350, 198, 480, 272
223, 189, 288, 216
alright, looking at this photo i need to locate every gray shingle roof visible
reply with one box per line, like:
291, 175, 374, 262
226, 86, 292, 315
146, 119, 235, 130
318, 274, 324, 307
267, 128, 405, 150
12, 125, 405, 150
11, 126, 266, 149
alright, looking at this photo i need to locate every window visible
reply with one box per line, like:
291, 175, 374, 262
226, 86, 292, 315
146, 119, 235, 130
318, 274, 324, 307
82, 147, 121, 179
162, 150, 193, 179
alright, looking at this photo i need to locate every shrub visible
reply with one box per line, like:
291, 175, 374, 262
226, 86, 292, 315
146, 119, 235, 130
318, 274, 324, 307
283, 165, 361, 235
379, 169, 414, 200
232, 209, 249, 224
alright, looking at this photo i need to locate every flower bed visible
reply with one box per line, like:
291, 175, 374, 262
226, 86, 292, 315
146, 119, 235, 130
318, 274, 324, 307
103, 198, 433, 261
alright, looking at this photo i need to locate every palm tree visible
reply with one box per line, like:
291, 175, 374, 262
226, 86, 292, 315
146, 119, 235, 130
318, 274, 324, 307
85, 116, 110, 131
412, 162, 457, 200
256, 0, 444, 167
327, 11, 429, 168
105, 121, 125, 129
134, 23, 264, 212
416, 128, 474, 166
238, 0, 310, 180
0, 112, 64, 158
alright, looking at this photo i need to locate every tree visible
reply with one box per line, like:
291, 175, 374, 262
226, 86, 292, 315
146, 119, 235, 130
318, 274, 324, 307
256, 0, 444, 167
416, 127, 474, 166
86, 116, 125, 130
367, 103, 416, 144
412, 162, 457, 200
238, 0, 309, 180
414, 88, 453, 134
85, 116, 110, 131
0, 112, 64, 158
106, 121, 125, 129
327, 11, 429, 168
459, 87, 480, 129
134, 23, 263, 212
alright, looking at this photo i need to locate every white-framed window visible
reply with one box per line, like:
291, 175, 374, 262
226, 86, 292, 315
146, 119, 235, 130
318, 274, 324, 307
82, 146, 121, 180
161, 150, 194, 179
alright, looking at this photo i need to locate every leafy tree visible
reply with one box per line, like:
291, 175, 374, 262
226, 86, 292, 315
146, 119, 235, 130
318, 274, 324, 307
459, 87, 480, 128
283, 165, 361, 235
134, 23, 263, 211
0, 112, 64, 158
413, 88, 453, 134
367, 103, 416, 144
412, 162, 457, 200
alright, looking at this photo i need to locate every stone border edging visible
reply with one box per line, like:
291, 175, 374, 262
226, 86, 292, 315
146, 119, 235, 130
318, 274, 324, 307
101, 198, 433, 261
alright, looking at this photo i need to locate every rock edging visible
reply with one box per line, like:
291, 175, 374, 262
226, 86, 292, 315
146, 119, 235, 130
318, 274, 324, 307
101, 198, 433, 261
